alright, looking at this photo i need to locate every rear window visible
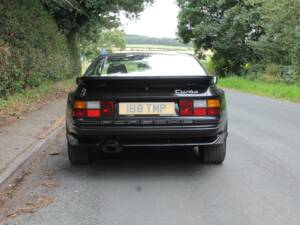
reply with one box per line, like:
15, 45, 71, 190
91, 54, 207, 76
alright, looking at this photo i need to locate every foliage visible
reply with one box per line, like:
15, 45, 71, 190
177, 0, 263, 76
80, 29, 126, 60
42, 0, 153, 36
0, 79, 74, 125
41, 0, 153, 75
219, 76, 300, 103
177, 0, 300, 82
250, 0, 300, 81
0, 0, 73, 98
125, 34, 191, 47
201, 57, 217, 75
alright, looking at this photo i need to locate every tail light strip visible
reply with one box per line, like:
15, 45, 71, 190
73, 101, 114, 118
73, 99, 221, 119
179, 99, 221, 116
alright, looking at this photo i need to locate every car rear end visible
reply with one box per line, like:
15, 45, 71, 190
66, 53, 228, 164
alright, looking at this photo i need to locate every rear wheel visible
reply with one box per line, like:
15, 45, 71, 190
68, 143, 93, 165
198, 141, 226, 164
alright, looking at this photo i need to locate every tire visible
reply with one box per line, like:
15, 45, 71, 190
198, 141, 226, 164
68, 143, 93, 165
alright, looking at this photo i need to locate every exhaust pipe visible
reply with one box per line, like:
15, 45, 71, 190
101, 140, 123, 154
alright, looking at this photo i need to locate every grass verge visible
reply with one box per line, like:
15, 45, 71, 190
0, 78, 75, 128
219, 76, 300, 103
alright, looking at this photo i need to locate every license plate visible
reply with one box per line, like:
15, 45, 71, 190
119, 102, 176, 116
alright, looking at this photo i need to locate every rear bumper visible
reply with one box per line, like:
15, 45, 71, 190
67, 123, 228, 148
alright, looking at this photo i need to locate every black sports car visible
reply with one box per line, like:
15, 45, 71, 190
66, 53, 228, 164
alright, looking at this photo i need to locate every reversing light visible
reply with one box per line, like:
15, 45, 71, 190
193, 100, 207, 116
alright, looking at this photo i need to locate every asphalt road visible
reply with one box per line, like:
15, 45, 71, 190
4, 90, 300, 225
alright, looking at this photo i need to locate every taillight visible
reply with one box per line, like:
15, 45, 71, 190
193, 100, 208, 116
207, 99, 221, 116
101, 101, 114, 117
73, 109, 87, 118
73, 100, 115, 118
179, 100, 194, 116
179, 99, 221, 116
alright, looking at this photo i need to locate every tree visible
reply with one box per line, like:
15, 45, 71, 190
80, 29, 126, 60
251, 0, 300, 79
177, 0, 263, 75
42, 0, 153, 75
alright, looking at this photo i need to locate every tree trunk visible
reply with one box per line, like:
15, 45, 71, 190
66, 31, 82, 76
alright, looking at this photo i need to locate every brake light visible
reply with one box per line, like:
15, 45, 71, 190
73, 109, 87, 118
87, 109, 101, 118
207, 108, 220, 116
179, 100, 193, 116
101, 101, 114, 117
179, 99, 221, 116
73, 101, 115, 118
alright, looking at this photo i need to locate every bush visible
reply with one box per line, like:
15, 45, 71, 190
260, 63, 281, 83
201, 57, 216, 75
0, 0, 73, 98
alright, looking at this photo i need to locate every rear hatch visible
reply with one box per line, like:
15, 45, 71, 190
72, 76, 221, 122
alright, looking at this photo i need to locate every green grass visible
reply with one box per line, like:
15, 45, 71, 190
0, 79, 75, 116
219, 76, 300, 103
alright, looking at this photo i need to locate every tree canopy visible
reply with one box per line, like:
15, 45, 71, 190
41, 0, 153, 75
252, 0, 300, 66
177, 0, 263, 75
42, 0, 152, 36
80, 29, 126, 60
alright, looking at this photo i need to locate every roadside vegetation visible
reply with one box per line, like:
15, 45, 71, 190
0, 0, 73, 99
177, 0, 300, 102
0, 79, 75, 127
1, 0, 300, 115
219, 77, 300, 103
0, 0, 152, 120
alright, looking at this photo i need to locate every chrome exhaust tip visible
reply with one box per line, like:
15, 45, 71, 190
101, 140, 123, 154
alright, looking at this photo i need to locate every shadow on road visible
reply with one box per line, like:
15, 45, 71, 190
56, 146, 223, 181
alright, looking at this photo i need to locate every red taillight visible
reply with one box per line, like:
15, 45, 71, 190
179, 100, 194, 116
207, 108, 220, 116
73, 100, 114, 118
101, 101, 114, 117
87, 109, 101, 118
179, 99, 221, 117
194, 108, 207, 116
73, 109, 87, 118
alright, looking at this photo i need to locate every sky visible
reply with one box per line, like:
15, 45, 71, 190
120, 0, 179, 38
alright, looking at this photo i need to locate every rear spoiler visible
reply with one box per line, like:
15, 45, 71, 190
76, 76, 218, 87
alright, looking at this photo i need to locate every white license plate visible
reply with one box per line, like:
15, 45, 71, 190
119, 102, 176, 115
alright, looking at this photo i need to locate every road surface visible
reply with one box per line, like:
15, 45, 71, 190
3, 90, 300, 225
